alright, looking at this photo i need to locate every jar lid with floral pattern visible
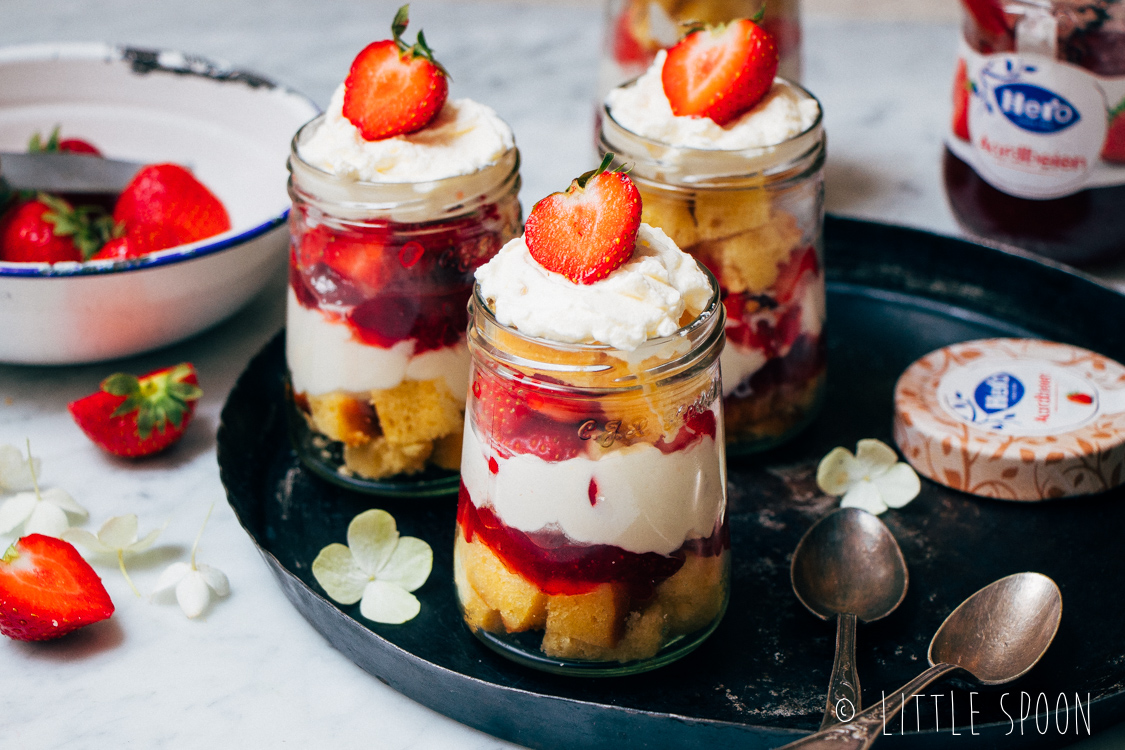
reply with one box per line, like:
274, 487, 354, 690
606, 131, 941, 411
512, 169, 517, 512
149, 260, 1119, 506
894, 338, 1125, 501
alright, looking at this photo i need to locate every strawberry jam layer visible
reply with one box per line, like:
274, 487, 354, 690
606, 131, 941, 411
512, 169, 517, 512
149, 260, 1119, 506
457, 480, 727, 599
289, 198, 515, 352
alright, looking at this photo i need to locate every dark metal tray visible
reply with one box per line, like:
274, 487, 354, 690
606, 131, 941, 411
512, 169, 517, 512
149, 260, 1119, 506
218, 216, 1125, 749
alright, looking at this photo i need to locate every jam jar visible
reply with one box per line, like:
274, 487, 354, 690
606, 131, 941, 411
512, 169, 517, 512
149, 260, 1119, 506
599, 85, 827, 455
454, 275, 729, 676
286, 116, 521, 496
945, 0, 1125, 264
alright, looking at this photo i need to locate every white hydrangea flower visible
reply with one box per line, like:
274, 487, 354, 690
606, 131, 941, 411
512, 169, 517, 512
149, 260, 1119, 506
153, 504, 229, 619
0, 442, 86, 538
0, 444, 39, 492
63, 515, 162, 596
817, 438, 921, 515
312, 509, 432, 625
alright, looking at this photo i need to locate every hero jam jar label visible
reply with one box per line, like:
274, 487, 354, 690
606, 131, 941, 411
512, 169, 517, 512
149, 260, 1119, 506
949, 42, 1125, 200
937, 360, 1100, 436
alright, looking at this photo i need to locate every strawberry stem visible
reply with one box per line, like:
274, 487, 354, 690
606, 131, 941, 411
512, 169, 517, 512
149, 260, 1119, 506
190, 502, 216, 571
388, 3, 450, 79
118, 549, 140, 597
25, 438, 41, 503
575, 152, 616, 190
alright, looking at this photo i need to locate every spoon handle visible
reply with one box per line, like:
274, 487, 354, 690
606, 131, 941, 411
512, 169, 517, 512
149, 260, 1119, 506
777, 663, 960, 750
820, 613, 860, 729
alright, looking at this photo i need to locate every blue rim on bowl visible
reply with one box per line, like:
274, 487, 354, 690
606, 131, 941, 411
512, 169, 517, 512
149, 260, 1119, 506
0, 42, 320, 279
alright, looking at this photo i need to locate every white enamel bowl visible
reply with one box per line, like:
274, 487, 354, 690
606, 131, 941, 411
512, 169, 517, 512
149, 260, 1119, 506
0, 43, 319, 364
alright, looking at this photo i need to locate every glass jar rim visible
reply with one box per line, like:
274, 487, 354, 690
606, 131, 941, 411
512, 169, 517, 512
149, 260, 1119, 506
600, 78, 824, 185
288, 114, 521, 220
469, 260, 725, 387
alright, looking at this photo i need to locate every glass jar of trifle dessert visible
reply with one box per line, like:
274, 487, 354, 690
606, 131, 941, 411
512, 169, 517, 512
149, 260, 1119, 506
599, 20, 826, 455
454, 159, 729, 676
286, 8, 521, 496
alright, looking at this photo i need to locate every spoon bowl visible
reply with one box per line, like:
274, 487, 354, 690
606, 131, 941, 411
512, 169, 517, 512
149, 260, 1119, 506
791, 508, 908, 623
929, 571, 1063, 684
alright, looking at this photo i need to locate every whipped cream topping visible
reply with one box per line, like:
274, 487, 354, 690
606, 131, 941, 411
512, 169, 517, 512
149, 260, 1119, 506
605, 50, 820, 150
298, 84, 515, 183
475, 223, 711, 351
461, 417, 725, 556
286, 289, 470, 399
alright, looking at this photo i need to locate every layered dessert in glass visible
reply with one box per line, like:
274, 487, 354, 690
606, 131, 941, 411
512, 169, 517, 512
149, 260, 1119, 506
286, 9, 521, 495
454, 163, 729, 675
600, 31, 826, 454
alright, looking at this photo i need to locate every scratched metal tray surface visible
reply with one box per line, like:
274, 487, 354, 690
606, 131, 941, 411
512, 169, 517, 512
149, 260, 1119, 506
218, 217, 1125, 749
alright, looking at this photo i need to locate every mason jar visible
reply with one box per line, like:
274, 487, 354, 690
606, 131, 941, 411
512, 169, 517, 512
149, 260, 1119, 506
454, 273, 729, 676
599, 86, 826, 455
286, 115, 522, 497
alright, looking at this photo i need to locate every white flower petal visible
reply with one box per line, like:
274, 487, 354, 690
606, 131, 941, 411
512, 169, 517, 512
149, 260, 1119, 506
874, 463, 922, 508
359, 580, 421, 624
24, 502, 69, 537
128, 525, 163, 552
840, 481, 889, 515
153, 561, 192, 595
855, 439, 900, 478
196, 563, 230, 597
0, 493, 36, 534
98, 515, 138, 549
347, 509, 399, 575
0, 445, 38, 492
378, 536, 432, 593
39, 488, 87, 519
60, 528, 111, 554
311, 543, 370, 604
175, 570, 211, 618
817, 447, 860, 496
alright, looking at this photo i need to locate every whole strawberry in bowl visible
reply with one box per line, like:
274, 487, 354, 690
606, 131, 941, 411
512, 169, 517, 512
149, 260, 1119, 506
0, 42, 319, 364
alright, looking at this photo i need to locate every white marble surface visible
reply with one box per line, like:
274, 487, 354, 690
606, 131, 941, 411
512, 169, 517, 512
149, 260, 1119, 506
2, 2, 1123, 748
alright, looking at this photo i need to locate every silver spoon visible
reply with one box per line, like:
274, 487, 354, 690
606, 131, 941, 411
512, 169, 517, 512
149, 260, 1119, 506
791, 508, 909, 728
777, 572, 1063, 750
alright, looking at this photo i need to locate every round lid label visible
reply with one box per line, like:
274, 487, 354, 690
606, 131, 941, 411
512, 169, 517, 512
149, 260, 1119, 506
938, 360, 1100, 436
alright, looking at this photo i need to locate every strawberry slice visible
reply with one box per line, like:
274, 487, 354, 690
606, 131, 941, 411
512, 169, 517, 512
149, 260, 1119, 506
68, 363, 202, 457
773, 245, 819, 305
471, 375, 584, 460
661, 18, 779, 125
0, 534, 114, 641
524, 153, 641, 285
342, 5, 450, 141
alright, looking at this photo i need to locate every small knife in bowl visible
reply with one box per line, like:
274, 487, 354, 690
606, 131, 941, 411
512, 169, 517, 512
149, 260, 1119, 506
0, 151, 146, 195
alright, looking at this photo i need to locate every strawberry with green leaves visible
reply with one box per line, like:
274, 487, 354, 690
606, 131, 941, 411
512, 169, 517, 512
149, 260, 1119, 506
524, 153, 641, 284
661, 17, 779, 125
68, 363, 202, 458
0, 194, 115, 263
0, 534, 114, 641
343, 5, 450, 141
28, 126, 102, 157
